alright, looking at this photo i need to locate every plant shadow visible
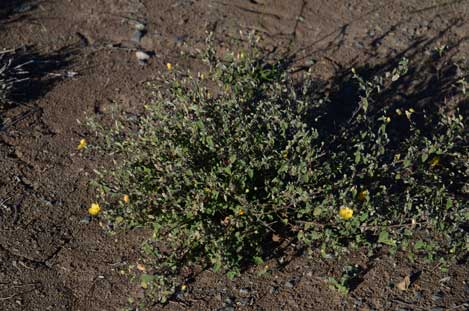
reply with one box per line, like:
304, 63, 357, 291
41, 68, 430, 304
0, 45, 78, 131
0, 0, 42, 25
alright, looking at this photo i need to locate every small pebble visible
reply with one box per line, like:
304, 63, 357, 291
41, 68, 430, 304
239, 288, 250, 295
135, 50, 150, 62
439, 276, 451, 283
285, 276, 300, 288
131, 30, 144, 43
224, 297, 234, 306
431, 291, 444, 301
237, 297, 251, 306
414, 291, 423, 300
134, 22, 146, 31
80, 215, 91, 224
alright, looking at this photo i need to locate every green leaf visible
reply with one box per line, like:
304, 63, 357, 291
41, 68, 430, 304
354, 151, 361, 164
313, 207, 322, 217
378, 230, 396, 246
414, 240, 426, 250
253, 256, 264, 265
206, 136, 214, 150
140, 274, 155, 283
446, 198, 453, 210
227, 270, 238, 280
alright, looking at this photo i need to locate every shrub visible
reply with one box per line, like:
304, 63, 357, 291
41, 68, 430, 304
90, 35, 468, 303
0, 49, 31, 129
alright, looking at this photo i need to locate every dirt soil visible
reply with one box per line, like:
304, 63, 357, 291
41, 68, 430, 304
0, 0, 468, 310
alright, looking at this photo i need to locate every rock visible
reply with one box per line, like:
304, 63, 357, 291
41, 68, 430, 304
133, 21, 146, 31
94, 100, 113, 114
131, 30, 144, 43
414, 291, 423, 300
431, 291, 444, 301
439, 276, 451, 283
223, 297, 234, 306
237, 297, 251, 306
80, 215, 91, 224
354, 41, 365, 49
239, 288, 250, 295
284, 276, 300, 288
135, 50, 150, 62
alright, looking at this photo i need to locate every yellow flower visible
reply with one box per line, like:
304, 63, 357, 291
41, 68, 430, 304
77, 139, 87, 150
238, 209, 245, 216
88, 203, 101, 216
339, 207, 353, 220
405, 109, 413, 121
429, 156, 440, 167
357, 190, 368, 202
166, 63, 172, 71
395, 108, 403, 116
123, 194, 129, 203
385, 116, 391, 123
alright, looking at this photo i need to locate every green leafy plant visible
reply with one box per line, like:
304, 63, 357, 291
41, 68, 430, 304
328, 265, 362, 295
90, 34, 468, 303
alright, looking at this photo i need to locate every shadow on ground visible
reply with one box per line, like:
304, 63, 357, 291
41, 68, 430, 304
0, 45, 77, 131
0, 0, 42, 25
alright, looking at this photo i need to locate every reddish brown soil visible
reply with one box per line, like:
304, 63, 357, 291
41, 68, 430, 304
0, 1, 468, 310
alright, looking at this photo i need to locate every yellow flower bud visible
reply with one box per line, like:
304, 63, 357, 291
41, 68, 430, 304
429, 156, 440, 167
357, 190, 368, 202
88, 203, 101, 216
77, 139, 87, 150
339, 207, 353, 220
